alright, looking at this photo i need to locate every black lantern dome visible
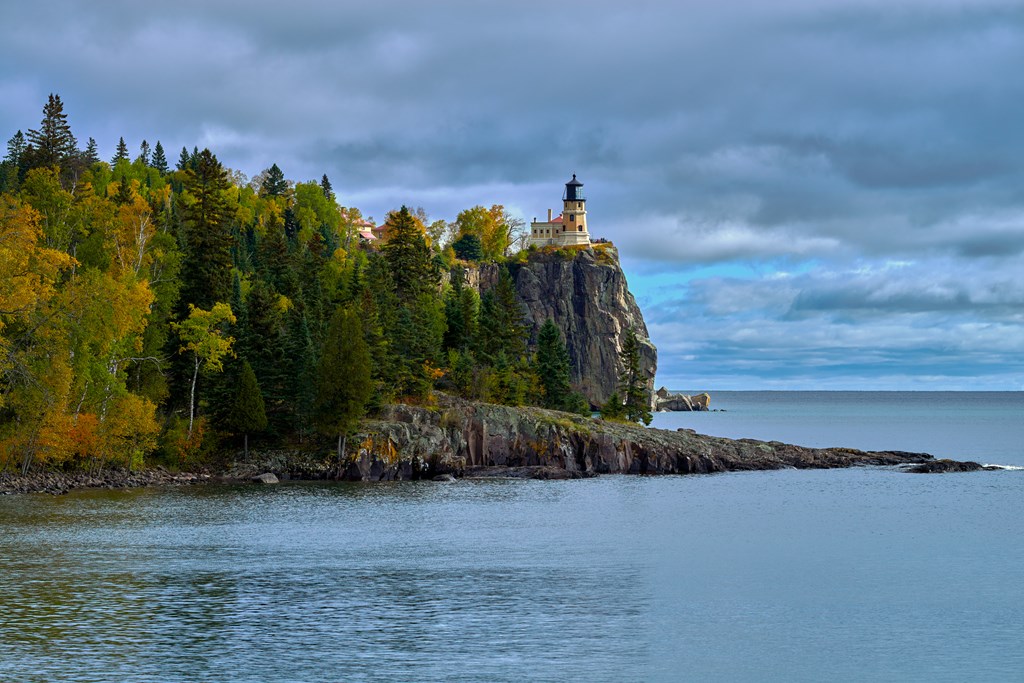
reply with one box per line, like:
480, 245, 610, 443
563, 174, 585, 202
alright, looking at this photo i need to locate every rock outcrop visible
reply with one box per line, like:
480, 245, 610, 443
229, 394, 946, 482
466, 245, 657, 409
655, 387, 710, 411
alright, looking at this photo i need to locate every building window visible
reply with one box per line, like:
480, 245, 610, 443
570, 214, 575, 222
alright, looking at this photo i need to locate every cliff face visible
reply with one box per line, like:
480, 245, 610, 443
468, 246, 657, 408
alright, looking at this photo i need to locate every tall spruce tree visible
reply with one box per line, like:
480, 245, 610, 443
177, 146, 190, 171
112, 136, 129, 165
179, 148, 235, 310
260, 163, 288, 197
535, 318, 586, 414
314, 307, 373, 473
83, 137, 99, 164
617, 327, 652, 425
478, 269, 526, 364
229, 361, 267, 460
383, 205, 437, 298
151, 141, 168, 174
138, 139, 151, 165
5, 130, 26, 164
26, 94, 77, 170
320, 173, 332, 199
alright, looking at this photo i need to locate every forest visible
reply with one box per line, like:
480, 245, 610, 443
0, 94, 652, 475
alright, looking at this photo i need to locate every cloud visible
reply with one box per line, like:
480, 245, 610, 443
2, 0, 1024, 387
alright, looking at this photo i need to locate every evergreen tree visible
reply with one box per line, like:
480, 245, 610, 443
443, 268, 479, 351
618, 327, 652, 425
179, 148, 235, 310
452, 233, 483, 261
535, 319, 586, 413
25, 94, 77, 169
83, 137, 99, 165
112, 136, 129, 165
113, 175, 133, 205
177, 146, 190, 171
6, 130, 26, 164
320, 173, 332, 199
601, 391, 626, 421
478, 269, 526, 364
260, 163, 288, 197
314, 307, 373, 473
228, 360, 267, 460
151, 141, 168, 174
138, 139, 151, 165
382, 205, 437, 298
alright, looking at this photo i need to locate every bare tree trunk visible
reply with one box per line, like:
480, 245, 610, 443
336, 434, 347, 479
244, 433, 249, 461
188, 355, 199, 438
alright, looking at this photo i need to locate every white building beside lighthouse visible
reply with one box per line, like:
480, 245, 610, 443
529, 174, 591, 248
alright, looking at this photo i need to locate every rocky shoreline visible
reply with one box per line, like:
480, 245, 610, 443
2, 396, 997, 496
0, 469, 214, 496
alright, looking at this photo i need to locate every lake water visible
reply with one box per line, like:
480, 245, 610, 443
2, 393, 1022, 682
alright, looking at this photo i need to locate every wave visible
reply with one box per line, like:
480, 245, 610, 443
982, 464, 1024, 471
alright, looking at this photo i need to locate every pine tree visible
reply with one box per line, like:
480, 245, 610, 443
83, 137, 99, 165
478, 269, 526, 364
6, 131, 26, 164
535, 318, 585, 413
618, 327, 652, 425
177, 146, 190, 171
26, 94, 78, 169
601, 391, 626, 421
260, 163, 288, 197
179, 148, 235, 310
229, 361, 268, 460
112, 136, 129, 165
314, 307, 373, 474
443, 268, 479, 351
382, 205, 437, 298
138, 139, 151, 165
113, 175, 133, 205
151, 141, 168, 174
320, 173, 333, 199
452, 233, 483, 261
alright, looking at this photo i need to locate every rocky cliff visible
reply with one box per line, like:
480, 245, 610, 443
466, 245, 657, 408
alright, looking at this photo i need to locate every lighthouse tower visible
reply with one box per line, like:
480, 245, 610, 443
529, 174, 592, 247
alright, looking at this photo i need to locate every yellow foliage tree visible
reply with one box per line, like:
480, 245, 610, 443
171, 302, 236, 438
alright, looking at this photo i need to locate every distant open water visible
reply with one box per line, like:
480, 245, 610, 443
652, 391, 1024, 466
1, 392, 1022, 682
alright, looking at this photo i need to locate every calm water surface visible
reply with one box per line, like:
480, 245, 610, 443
2, 392, 1022, 682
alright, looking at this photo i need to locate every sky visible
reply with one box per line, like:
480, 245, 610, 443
2, 0, 1023, 390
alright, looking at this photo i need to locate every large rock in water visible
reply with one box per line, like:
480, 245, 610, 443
466, 246, 657, 409
655, 387, 710, 412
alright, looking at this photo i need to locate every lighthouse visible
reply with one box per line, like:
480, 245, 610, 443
529, 174, 592, 247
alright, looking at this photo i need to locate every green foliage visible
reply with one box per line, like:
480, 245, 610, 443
618, 327, 652, 425
383, 205, 438, 298
260, 163, 288, 197
314, 307, 373, 439
535, 319, 588, 414
151, 141, 168, 174
452, 233, 483, 261
0, 93, 619, 472
179, 149, 235, 309
112, 137, 129, 166
600, 391, 627, 421
229, 361, 268, 435
25, 94, 78, 173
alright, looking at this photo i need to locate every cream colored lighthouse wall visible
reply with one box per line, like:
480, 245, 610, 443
562, 199, 588, 235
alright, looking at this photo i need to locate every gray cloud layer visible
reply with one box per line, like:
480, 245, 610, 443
3, 0, 1023, 388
